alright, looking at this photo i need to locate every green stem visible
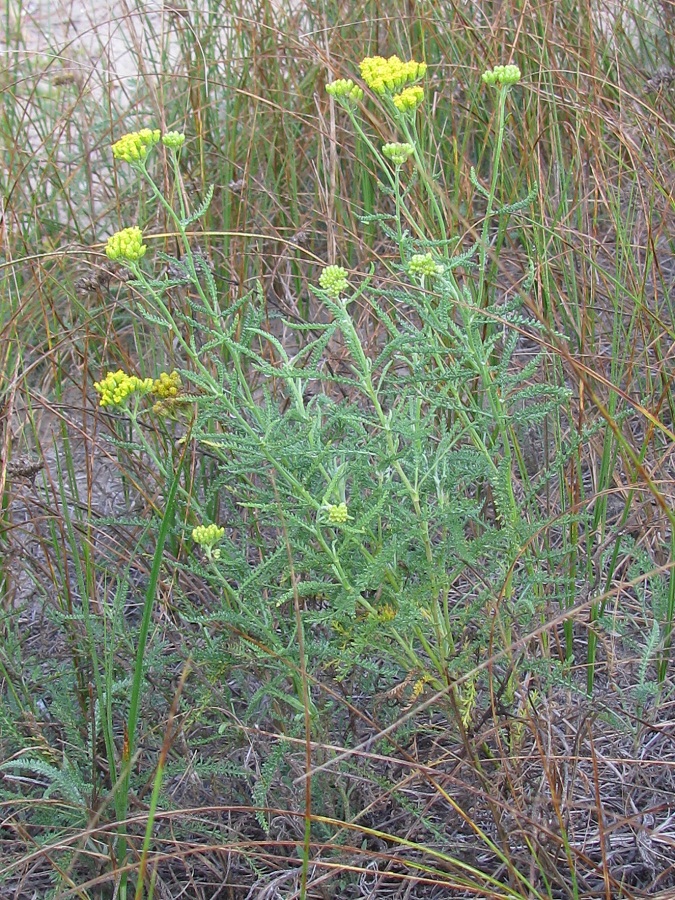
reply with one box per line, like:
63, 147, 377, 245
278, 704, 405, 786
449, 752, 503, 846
477, 86, 509, 307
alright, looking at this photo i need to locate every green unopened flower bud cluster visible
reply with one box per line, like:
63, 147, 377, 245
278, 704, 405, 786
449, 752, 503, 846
105, 226, 147, 263
359, 56, 427, 96
319, 265, 349, 298
326, 502, 349, 525
325, 78, 364, 105
94, 370, 154, 407
482, 64, 521, 87
408, 253, 444, 279
161, 131, 186, 149
192, 523, 225, 559
382, 142, 414, 166
192, 523, 225, 546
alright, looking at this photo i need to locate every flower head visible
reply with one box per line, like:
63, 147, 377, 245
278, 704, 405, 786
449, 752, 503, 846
152, 370, 182, 399
326, 502, 349, 526
162, 131, 186, 149
392, 86, 425, 113
481, 64, 521, 87
192, 523, 225, 546
359, 56, 427, 96
151, 370, 188, 417
377, 603, 398, 622
105, 226, 147, 263
326, 78, 364, 105
382, 142, 414, 166
94, 370, 154, 407
407, 252, 444, 279
192, 523, 225, 560
319, 265, 349, 298
112, 128, 161, 163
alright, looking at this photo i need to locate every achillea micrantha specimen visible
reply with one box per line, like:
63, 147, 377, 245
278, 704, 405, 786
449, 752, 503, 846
105, 227, 147, 263
94, 370, 154, 407
112, 128, 161, 163
325, 78, 364, 104
481, 64, 521, 87
326, 502, 349, 525
359, 56, 427, 95
408, 253, 444, 278
382, 142, 414, 166
319, 265, 349, 298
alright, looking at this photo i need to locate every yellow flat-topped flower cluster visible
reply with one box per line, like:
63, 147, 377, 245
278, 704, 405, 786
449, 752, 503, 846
112, 128, 161, 163
152, 370, 182, 399
94, 370, 154, 407
392, 86, 424, 112
359, 56, 427, 95
105, 226, 147, 263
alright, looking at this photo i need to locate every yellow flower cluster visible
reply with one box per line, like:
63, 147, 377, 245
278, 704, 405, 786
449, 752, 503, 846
94, 370, 154, 407
152, 370, 182, 399
325, 78, 364, 104
481, 64, 521, 87
105, 226, 147, 263
392, 86, 425, 113
359, 56, 427, 95
151, 370, 187, 417
112, 128, 161, 163
326, 502, 349, 525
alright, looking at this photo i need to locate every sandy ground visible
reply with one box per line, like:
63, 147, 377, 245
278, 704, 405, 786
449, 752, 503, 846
4, 0, 181, 94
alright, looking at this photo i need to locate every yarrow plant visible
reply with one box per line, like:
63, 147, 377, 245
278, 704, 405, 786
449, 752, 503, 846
83, 64, 583, 898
